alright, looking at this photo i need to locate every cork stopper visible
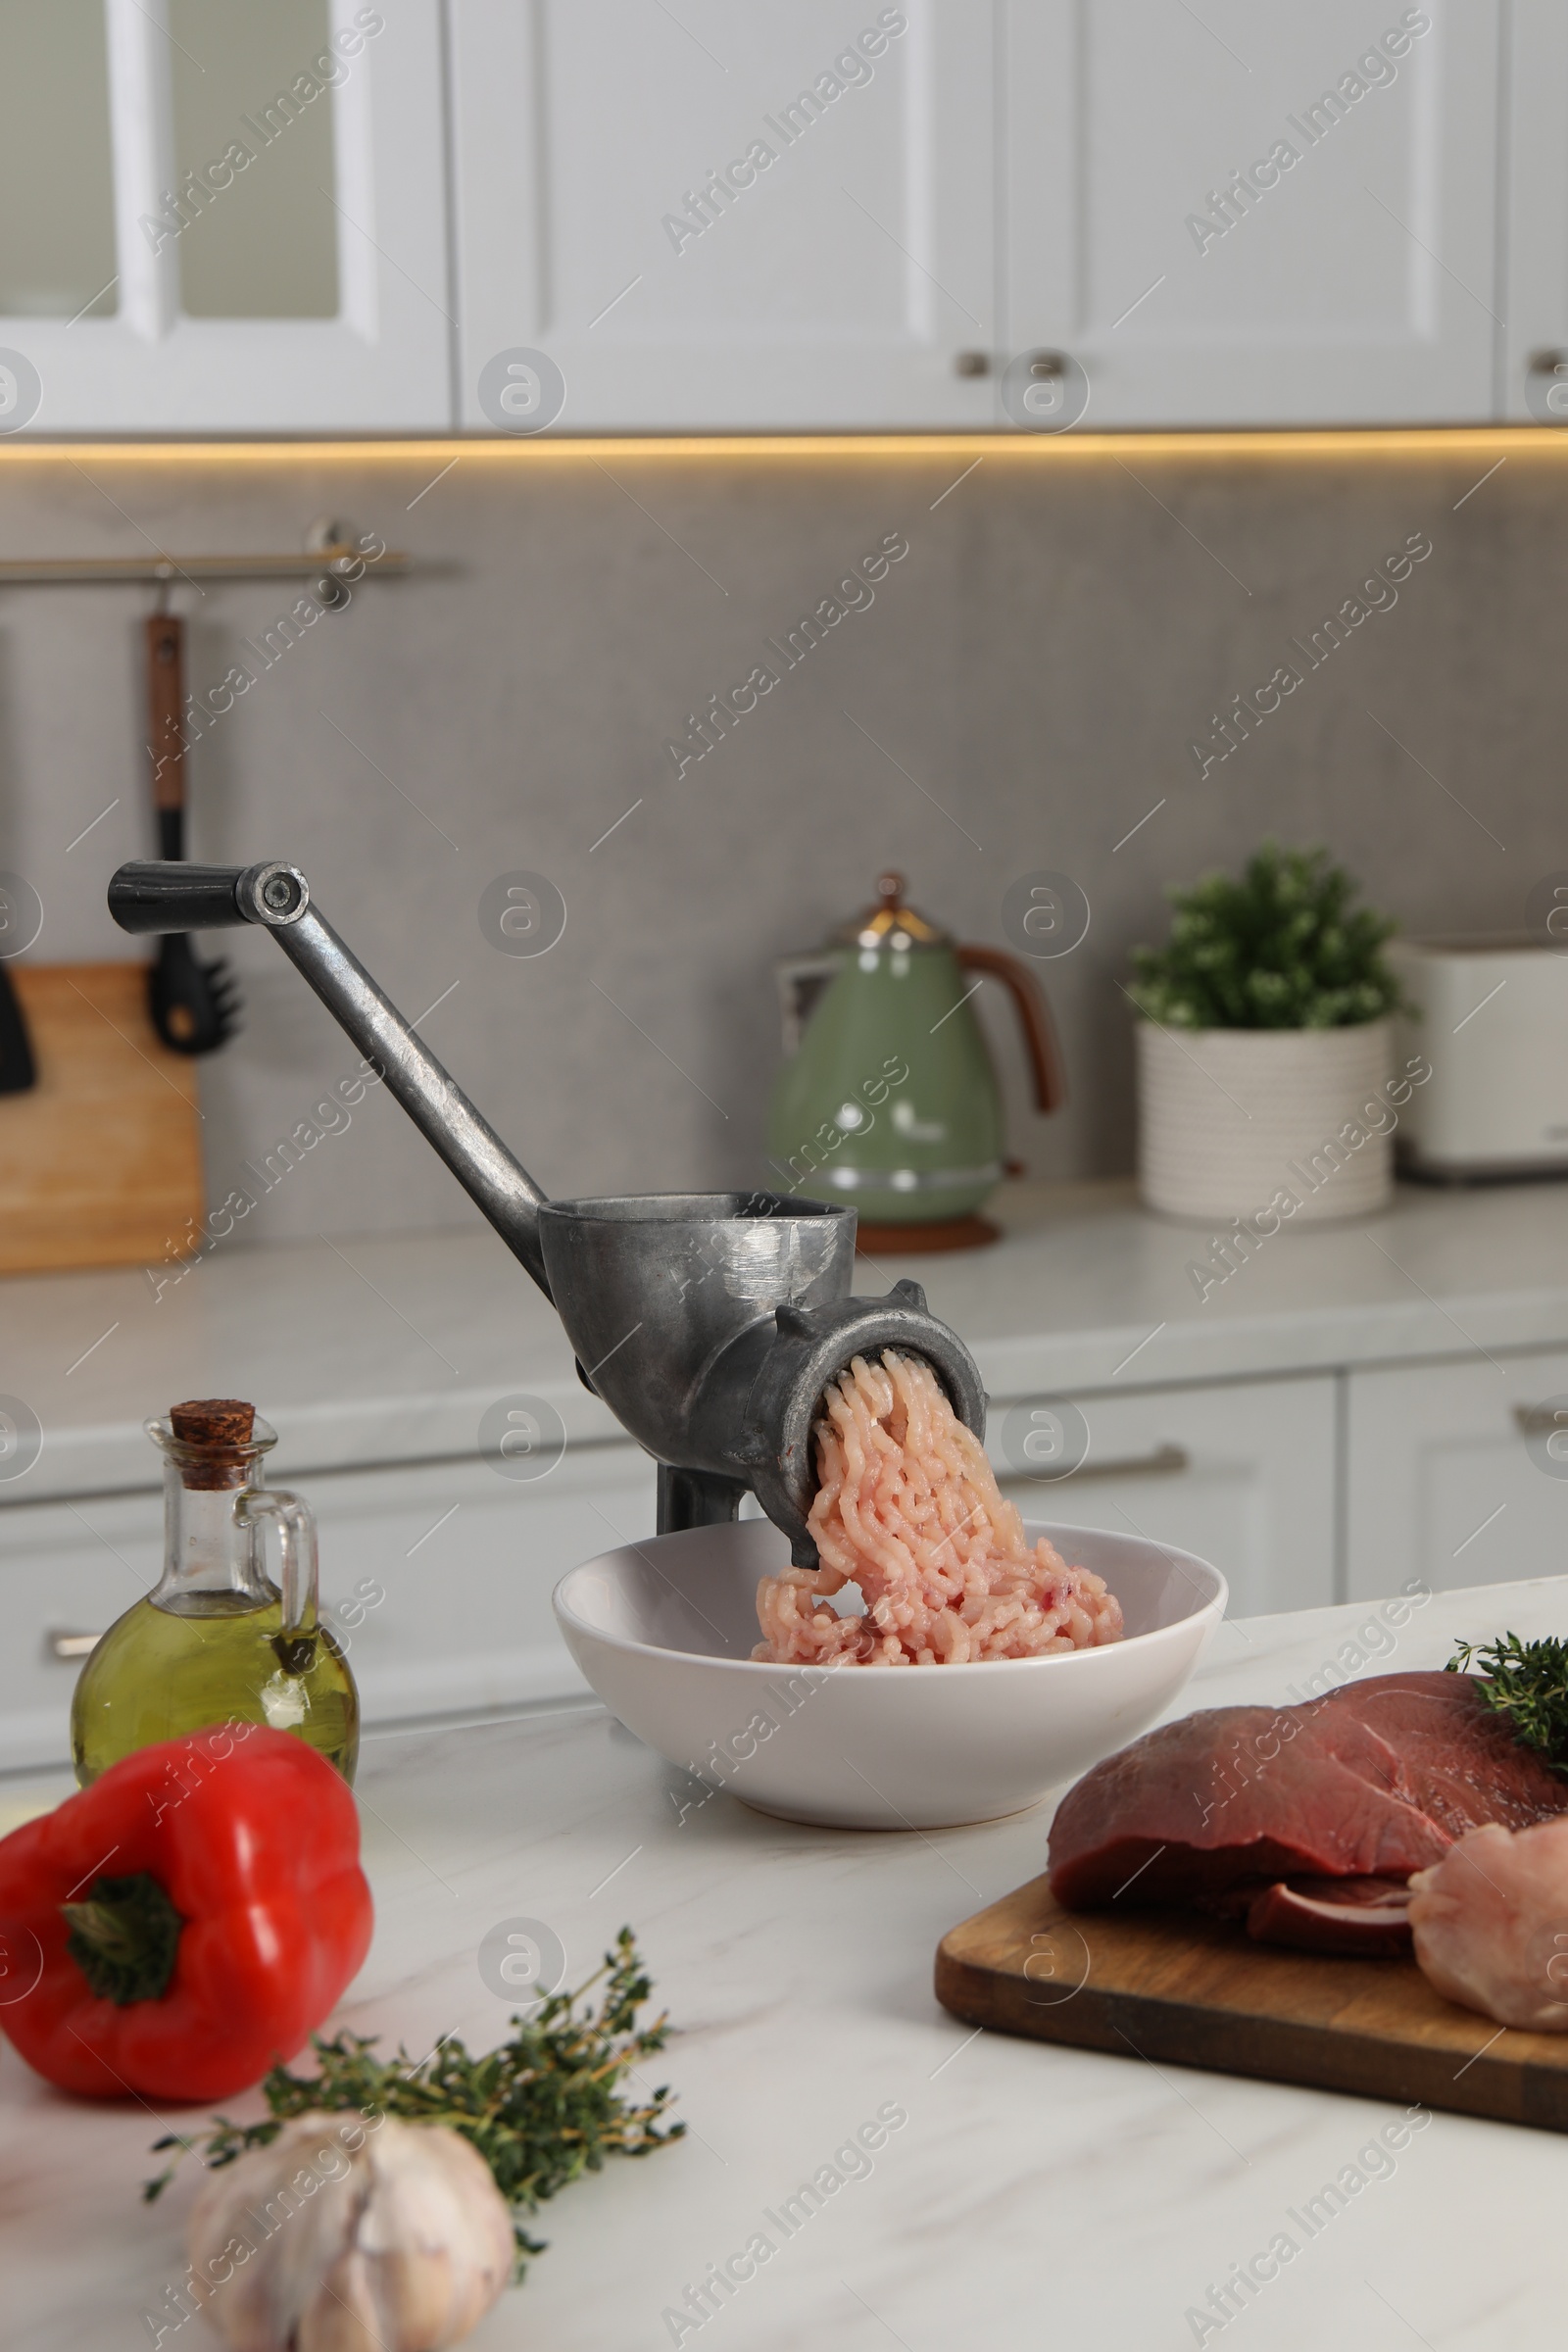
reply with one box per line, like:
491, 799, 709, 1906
170, 1399, 254, 1446
168, 1398, 257, 1489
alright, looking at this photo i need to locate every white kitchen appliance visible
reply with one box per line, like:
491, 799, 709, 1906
1388, 936, 1568, 1179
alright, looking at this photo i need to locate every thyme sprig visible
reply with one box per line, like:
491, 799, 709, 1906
1448, 1634, 1568, 1775
146, 1927, 683, 2270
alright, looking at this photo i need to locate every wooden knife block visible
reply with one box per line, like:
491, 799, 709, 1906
0, 963, 204, 1275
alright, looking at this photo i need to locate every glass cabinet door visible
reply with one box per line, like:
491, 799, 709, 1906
0, 0, 450, 431
0, 0, 119, 322
167, 0, 342, 320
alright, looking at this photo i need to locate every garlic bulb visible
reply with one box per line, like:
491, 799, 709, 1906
186, 2110, 514, 2352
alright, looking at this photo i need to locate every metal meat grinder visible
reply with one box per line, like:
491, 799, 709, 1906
109, 861, 987, 1565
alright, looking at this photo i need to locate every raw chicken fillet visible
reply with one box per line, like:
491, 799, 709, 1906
1409, 1817, 1568, 2032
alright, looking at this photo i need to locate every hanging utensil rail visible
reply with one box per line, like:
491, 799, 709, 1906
0, 546, 410, 585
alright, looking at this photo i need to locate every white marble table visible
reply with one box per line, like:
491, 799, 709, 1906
4, 1572, 1567, 2351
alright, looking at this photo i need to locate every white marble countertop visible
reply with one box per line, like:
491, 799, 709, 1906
4, 1570, 1566, 2352
8, 1176, 1568, 1499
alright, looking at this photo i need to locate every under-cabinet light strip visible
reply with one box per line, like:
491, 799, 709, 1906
0, 427, 1562, 464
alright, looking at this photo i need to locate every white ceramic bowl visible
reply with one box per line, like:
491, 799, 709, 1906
553, 1519, 1227, 1830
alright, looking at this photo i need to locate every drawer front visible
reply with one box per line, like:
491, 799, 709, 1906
0, 1446, 656, 1771
0, 1491, 165, 1772
305, 1449, 656, 1721
1347, 1348, 1568, 1599
987, 1373, 1339, 1620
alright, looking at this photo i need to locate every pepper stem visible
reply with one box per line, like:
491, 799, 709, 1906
62, 1873, 183, 2005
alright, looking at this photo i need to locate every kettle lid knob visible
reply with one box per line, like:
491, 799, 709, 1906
839, 871, 948, 948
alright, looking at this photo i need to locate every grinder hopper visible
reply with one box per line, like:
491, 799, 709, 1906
109, 860, 987, 1564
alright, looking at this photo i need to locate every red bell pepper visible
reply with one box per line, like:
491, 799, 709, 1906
0, 1723, 372, 2102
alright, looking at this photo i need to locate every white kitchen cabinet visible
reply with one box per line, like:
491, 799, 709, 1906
4, 3, 1544, 437
11, 1341, 1566, 1776
1347, 1348, 1568, 1598
2, 0, 450, 433
302, 1446, 654, 1721
989, 1371, 1338, 1620
447, 0, 996, 430
1002, 0, 1500, 427
0, 1442, 655, 1771
0, 1368, 1334, 1771
1503, 0, 1568, 423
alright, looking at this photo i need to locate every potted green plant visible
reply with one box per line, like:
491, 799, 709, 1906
1129, 844, 1406, 1225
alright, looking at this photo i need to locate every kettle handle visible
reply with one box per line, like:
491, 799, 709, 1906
956, 945, 1066, 1113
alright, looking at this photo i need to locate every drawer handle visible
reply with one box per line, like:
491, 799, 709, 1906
1514, 1405, 1568, 1439
47, 1630, 102, 1661
1004, 1443, 1191, 1485
1071, 1443, 1190, 1482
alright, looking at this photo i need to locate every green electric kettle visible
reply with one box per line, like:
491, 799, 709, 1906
766, 872, 1065, 1250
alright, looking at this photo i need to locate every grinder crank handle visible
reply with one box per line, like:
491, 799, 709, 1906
108, 859, 553, 1298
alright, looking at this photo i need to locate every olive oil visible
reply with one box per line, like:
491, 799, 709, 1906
71, 1397, 360, 1788
72, 1592, 358, 1786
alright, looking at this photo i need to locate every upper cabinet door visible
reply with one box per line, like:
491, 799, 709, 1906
0, 0, 451, 433
1003, 1, 1501, 428
1504, 0, 1568, 423
449, 0, 995, 431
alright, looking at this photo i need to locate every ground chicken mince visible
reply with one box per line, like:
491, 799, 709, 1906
753, 1349, 1124, 1666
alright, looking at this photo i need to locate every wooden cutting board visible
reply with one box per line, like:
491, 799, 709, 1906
0, 962, 203, 1275
936, 1873, 1568, 2132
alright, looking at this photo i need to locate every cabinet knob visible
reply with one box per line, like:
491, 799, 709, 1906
1526, 352, 1568, 423
954, 350, 992, 377
1000, 350, 1088, 432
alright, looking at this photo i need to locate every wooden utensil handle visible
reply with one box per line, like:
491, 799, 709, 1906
956, 945, 1067, 1113
144, 613, 185, 829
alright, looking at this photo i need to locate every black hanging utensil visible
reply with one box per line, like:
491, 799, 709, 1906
143, 612, 240, 1055
0, 961, 34, 1094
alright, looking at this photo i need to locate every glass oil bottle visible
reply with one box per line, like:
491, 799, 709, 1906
71, 1398, 359, 1785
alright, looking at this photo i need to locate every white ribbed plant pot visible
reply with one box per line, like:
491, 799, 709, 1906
1137, 1017, 1396, 1225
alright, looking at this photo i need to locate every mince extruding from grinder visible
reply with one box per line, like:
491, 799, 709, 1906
753, 1350, 1123, 1666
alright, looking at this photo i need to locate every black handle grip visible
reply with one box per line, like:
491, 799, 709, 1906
109, 860, 310, 935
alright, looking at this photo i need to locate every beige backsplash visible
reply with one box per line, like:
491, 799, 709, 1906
0, 439, 1553, 1252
